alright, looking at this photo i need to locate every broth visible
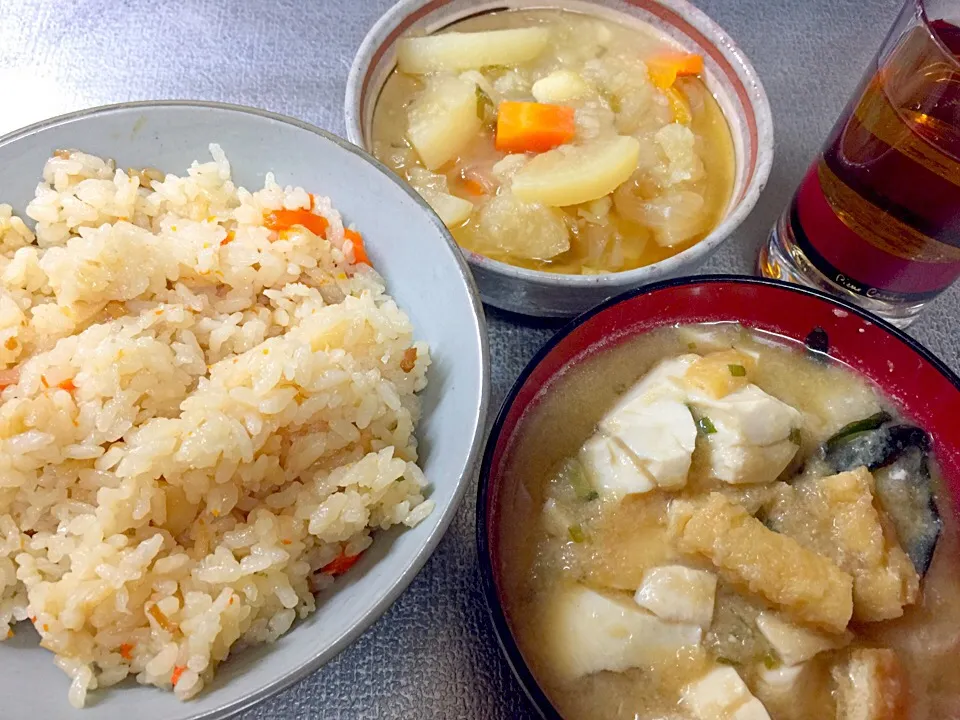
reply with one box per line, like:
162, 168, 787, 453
372, 9, 735, 275
498, 323, 959, 719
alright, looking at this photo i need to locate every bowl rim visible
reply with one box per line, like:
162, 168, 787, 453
0, 99, 492, 720
344, 0, 775, 289
475, 273, 960, 719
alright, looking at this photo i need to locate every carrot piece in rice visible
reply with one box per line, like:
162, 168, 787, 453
263, 209, 329, 238
400, 347, 418, 373
344, 228, 371, 266
171, 666, 186, 686
321, 550, 364, 576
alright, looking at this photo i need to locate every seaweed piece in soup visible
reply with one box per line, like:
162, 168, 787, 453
804, 326, 830, 356
821, 419, 942, 575
823, 419, 926, 472
874, 445, 943, 576
822, 411, 891, 457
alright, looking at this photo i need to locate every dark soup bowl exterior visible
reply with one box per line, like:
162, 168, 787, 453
476, 275, 960, 719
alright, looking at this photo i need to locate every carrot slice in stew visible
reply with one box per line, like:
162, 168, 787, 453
495, 101, 576, 154
646, 52, 704, 89
460, 177, 487, 196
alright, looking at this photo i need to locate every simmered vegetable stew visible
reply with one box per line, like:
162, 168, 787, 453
497, 324, 960, 719
372, 10, 735, 274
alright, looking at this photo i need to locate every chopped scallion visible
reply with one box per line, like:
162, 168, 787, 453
475, 86, 494, 121
762, 652, 781, 670
789, 427, 802, 445
697, 416, 717, 435
585, 491, 599, 502
568, 524, 586, 543
562, 458, 596, 501
728, 364, 747, 377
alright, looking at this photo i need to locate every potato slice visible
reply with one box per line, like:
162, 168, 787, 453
532, 70, 588, 103
397, 28, 549, 74
511, 136, 641, 207
419, 189, 474, 228
407, 75, 482, 170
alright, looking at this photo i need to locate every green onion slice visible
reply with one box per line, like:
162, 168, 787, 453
698, 416, 717, 435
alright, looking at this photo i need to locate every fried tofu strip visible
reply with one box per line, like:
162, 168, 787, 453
670, 493, 854, 633
833, 648, 907, 720
770, 467, 919, 622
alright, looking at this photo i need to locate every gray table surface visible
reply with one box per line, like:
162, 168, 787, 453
2, 0, 958, 717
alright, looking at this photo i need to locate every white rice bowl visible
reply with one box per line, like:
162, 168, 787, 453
0, 146, 433, 708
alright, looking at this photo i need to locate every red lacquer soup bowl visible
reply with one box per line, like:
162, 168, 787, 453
476, 275, 960, 719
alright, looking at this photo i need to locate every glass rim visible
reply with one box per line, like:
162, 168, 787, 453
914, 0, 960, 70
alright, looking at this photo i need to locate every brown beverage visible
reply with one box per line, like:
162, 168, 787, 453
760, 1, 960, 326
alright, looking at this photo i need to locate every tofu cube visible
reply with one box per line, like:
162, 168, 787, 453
682, 666, 771, 720
634, 565, 717, 627
612, 355, 699, 407
600, 397, 697, 491
732, 698, 774, 720
755, 611, 850, 666
691, 384, 802, 485
542, 584, 702, 681
755, 663, 807, 698
596, 356, 699, 492
580, 434, 656, 499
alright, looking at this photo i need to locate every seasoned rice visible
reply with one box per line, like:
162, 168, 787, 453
0, 145, 433, 707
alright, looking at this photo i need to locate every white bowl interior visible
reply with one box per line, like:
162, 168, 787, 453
0, 102, 488, 720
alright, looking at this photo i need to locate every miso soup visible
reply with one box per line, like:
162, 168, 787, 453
498, 323, 959, 719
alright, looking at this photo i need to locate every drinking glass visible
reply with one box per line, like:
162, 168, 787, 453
759, 0, 960, 327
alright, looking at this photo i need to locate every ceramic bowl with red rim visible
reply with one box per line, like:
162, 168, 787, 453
475, 275, 960, 718
345, 0, 774, 317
